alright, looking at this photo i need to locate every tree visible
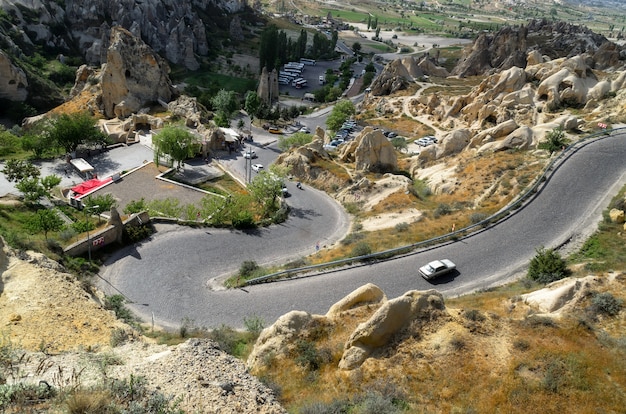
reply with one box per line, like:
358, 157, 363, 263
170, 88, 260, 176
83, 194, 117, 223
47, 112, 107, 153
352, 42, 362, 56
244, 91, 262, 125
27, 209, 65, 240
391, 136, 408, 152
211, 89, 239, 127
527, 247, 571, 284
1, 159, 40, 182
247, 165, 288, 218
277, 132, 313, 151
15, 174, 61, 204
152, 126, 199, 170
326, 100, 356, 132
0, 128, 20, 157
539, 127, 568, 154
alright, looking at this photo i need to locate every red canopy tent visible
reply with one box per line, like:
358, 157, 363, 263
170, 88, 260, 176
70, 177, 113, 197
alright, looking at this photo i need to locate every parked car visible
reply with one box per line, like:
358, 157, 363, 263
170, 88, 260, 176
419, 259, 456, 280
252, 164, 263, 172
268, 127, 283, 134
299, 126, 310, 133
243, 150, 257, 159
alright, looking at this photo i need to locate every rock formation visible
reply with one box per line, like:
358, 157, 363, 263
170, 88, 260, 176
369, 54, 449, 96
257, 67, 280, 105
452, 19, 624, 78
101, 27, 175, 118
0, 0, 244, 71
247, 284, 450, 372
339, 127, 397, 173
0, 50, 28, 102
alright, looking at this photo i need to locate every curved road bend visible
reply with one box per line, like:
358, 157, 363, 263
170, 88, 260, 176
100, 133, 626, 330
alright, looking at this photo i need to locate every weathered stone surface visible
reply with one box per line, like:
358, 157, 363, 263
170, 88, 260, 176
494, 126, 534, 152
339, 290, 446, 370
353, 128, 397, 172
0, 50, 28, 102
368, 55, 448, 96
439, 129, 471, 158
246, 310, 324, 370
326, 283, 386, 318
101, 27, 174, 119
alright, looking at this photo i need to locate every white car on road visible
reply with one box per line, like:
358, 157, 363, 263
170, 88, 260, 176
243, 150, 257, 159
419, 259, 456, 280
252, 164, 263, 172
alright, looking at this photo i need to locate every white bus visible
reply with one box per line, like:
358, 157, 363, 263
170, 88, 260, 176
300, 58, 316, 65
285, 62, 304, 70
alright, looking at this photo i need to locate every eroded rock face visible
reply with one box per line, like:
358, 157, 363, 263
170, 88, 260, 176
101, 27, 175, 118
352, 128, 398, 172
338, 289, 447, 370
369, 55, 448, 96
0, 51, 28, 102
452, 19, 623, 78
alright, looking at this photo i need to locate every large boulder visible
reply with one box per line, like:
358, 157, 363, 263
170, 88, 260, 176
439, 129, 471, 157
339, 290, 447, 370
494, 125, 534, 151
609, 208, 625, 224
101, 27, 175, 118
353, 129, 397, 172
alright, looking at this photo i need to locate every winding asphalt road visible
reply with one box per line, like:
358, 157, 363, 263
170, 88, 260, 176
100, 133, 626, 330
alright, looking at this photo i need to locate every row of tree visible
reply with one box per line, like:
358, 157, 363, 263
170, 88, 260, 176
259, 25, 339, 73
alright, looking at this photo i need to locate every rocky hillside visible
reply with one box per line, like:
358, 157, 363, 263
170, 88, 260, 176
0, 235, 287, 413
0, 0, 255, 113
247, 274, 626, 412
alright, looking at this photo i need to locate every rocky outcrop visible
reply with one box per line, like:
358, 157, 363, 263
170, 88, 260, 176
452, 19, 624, 78
339, 290, 447, 370
257, 67, 280, 104
369, 55, 449, 96
101, 27, 175, 118
340, 127, 397, 173
0, 50, 28, 101
609, 208, 625, 224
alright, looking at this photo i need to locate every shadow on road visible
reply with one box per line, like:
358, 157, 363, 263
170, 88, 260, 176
428, 270, 460, 285
289, 206, 322, 219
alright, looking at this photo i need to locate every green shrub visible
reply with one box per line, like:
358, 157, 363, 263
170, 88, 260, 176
433, 203, 452, 218
243, 315, 265, 335
124, 198, 147, 214
394, 222, 409, 232
351, 241, 372, 257
123, 224, 154, 244
294, 340, 331, 371
105, 294, 135, 324
527, 247, 570, 284
464, 309, 486, 322
341, 232, 365, 245
71, 220, 95, 234
239, 260, 259, 278
470, 212, 489, 225
232, 210, 256, 229
590, 292, 623, 316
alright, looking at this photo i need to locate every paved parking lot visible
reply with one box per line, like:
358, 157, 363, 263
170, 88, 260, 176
278, 58, 368, 100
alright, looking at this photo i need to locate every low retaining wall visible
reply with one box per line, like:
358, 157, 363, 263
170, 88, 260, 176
63, 211, 150, 257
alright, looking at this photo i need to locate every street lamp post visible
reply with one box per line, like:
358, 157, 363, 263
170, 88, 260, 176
85, 205, 100, 262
